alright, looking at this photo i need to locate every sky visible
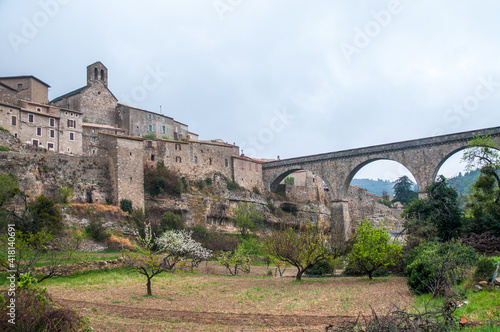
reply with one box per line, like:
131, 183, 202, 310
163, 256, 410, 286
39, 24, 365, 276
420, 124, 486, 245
1, 0, 499, 182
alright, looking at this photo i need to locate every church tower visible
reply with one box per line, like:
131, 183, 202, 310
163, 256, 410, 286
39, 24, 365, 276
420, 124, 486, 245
86, 61, 108, 87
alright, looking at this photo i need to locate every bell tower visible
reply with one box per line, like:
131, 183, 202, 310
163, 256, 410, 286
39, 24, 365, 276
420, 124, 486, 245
86, 61, 108, 87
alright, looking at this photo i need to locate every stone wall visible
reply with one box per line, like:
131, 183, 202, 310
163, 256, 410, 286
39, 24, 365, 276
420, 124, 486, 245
0, 77, 48, 104
98, 133, 145, 209
79, 83, 118, 125
0, 151, 111, 204
116, 104, 176, 139
0, 85, 18, 105
233, 155, 263, 191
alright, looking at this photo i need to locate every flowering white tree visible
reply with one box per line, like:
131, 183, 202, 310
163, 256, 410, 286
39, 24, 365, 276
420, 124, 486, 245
156, 230, 212, 271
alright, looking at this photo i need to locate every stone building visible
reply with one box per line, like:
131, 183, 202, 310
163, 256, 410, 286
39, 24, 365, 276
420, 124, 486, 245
0, 100, 83, 155
0, 75, 50, 104
50, 62, 119, 126
280, 170, 325, 203
83, 123, 125, 156
232, 154, 263, 190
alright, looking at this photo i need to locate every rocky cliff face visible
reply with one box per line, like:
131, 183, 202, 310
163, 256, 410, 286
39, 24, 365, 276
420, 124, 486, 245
347, 185, 404, 233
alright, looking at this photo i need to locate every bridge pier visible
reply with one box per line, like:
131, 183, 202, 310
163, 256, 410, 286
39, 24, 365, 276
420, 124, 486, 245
330, 200, 351, 239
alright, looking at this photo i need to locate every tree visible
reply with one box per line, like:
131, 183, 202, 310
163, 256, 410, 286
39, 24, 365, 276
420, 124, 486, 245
461, 136, 500, 236
403, 176, 463, 242
347, 220, 402, 279
155, 229, 212, 271
0, 230, 84, 283
264, 222, 344, 281
160, 211, 184, 231
392, 175, 418, 207
123, 225, 165, 296
233, 203, 265, 237
217, 247, 252, 276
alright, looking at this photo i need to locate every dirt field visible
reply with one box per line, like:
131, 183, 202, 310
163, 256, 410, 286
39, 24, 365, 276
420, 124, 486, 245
46, 265, 413, 331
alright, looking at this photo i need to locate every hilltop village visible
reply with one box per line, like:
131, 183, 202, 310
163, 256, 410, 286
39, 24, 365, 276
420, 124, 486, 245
0, 62, 402, 230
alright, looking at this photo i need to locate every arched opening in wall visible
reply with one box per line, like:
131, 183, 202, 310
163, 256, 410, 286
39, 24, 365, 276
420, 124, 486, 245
94, 68, 98, 79
347, 160, 417, 232
435, 145, 500, 205
270, 169, 329, 205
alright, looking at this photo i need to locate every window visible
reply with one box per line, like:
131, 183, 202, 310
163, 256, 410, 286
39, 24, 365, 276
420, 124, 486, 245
240, 161, 244, 170
28, 114, 34, 123
67, 120, 75, 128
151, 154, 155, 161
17, 83, 23, 89
33, 140, 38, 147
94, 68, 98, 79
36, 108, 41, 112
92, 129, 95, 133
209, 158, 213, 165
69, 132, 74, 141
49, 118, 55, 127
49, 129, 55, 138
11, 116, 16, 126
100, 69, 104, 80
47, 143, 54, 150
194, 156, 198, 164
36, 127, 42, 136
175, 144, 181, 151
147, 141, 152, 148
176, 156, 182, 163
225, 159, 228, 167
161, 126, 166, 134
162, 117, 165, 122
92, 137, 96, 143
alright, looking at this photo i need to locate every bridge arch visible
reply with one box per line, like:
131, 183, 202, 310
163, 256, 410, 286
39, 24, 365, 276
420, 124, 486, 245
269, 168, 303, 193
342, 158, 418, 198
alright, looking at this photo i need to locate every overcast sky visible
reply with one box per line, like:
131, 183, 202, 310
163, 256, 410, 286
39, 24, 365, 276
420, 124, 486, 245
2, 0, 499, 181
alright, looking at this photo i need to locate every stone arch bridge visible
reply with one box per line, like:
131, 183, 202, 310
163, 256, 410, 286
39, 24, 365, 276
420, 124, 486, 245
262, 126, 500, 235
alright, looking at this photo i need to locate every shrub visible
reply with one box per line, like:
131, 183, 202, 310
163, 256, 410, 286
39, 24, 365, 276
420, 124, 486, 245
405, 241, 478, 297
0, 126, 9, 132
188, 224, 210, 244
106, 234, 135, 250
144, 161, 182, 197
25, 195, 63, 234
120, 199, 133, 213
377, 199, 392, 207
0, 273, 91, 331
160, 211, 184, 231
85, 219, 110, 242
226, 177, 240, 191
205, 177, 213, 186
194, 180, 205, 190
57, 187, 74, 204
305, 259, 335, 276
474, 256, 497, 281
253, 186, 261, 195
0, 146, 9, 152
142, 134, 157, 139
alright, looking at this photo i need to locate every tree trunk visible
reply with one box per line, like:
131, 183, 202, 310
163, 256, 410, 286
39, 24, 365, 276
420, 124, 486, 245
368, 271, 373, 280
296, 268, 305, 281
147, 277, 152, 296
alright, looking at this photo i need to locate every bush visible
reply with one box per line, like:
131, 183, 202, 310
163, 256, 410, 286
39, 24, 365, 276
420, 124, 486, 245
85, 219, 110, 242
226, 177, 240, 191
0, 274, 91, 331
194, 180, 205, 190
144, 161, 182, 197
160, 211, 184, 231
188, 224, 210, 244
377, 199, 392, 207
0, 126, 9, 132
405, 241, 478, 297
305, 260, 335, 276
205, 177, 213, 186
474, 256, 497, 281
23, 195, 63, 234
142, 134, 157, 139
120, 199, 133, 213
57, 187, 74, 204
0, 146, 9, 152
253, 186, 261, 195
